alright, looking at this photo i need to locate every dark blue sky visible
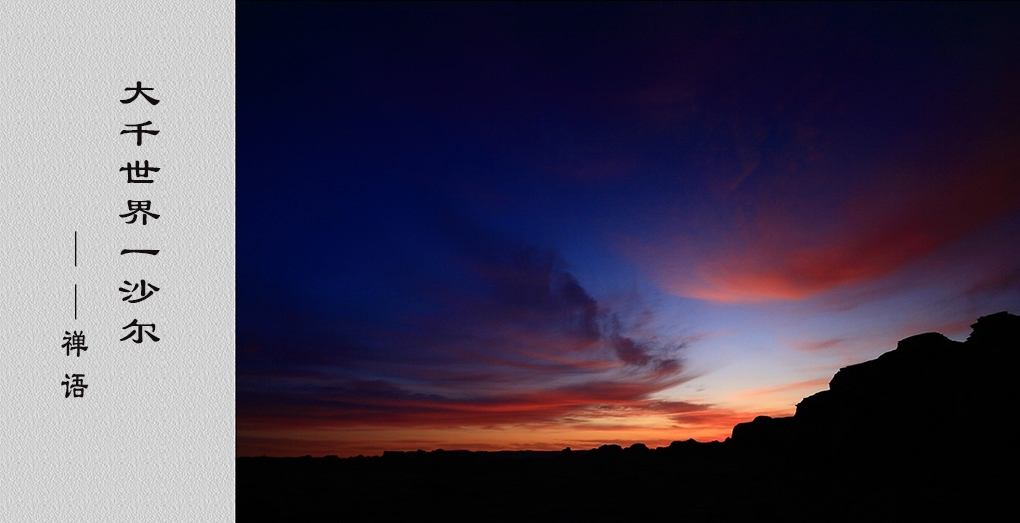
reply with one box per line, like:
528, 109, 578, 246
238, 3, 1020, 456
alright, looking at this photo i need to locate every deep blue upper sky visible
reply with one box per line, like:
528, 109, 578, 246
237, 3, 1020, 456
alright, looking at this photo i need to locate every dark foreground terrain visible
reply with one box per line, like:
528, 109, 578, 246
238, 312, 1018, 521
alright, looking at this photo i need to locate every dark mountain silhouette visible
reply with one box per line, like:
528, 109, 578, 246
238, 312, 1018, 521
732, 312, 1017, 460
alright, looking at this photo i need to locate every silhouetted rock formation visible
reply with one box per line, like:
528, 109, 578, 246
239, 312, 1019, 521
732, 311, 1019, 463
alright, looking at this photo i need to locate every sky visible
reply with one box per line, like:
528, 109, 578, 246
237, 3, 1020, 457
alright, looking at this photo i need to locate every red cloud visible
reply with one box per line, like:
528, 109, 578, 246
236, 371, 717, 456
654, 144, 1020, 303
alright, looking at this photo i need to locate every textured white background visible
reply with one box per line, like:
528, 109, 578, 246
1, 2, 234, 521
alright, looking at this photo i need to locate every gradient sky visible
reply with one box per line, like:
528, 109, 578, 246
237, 3, 1020, 457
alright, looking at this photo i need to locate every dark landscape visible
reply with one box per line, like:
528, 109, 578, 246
237, 5, 1020, 520
238, 311, 1017, 521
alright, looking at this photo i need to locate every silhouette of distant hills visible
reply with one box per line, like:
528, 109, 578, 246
732, 311, 1018, 458
238, 312, 1018, 521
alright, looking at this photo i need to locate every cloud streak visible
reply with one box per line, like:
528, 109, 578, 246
639, 136, 1020, 304
238, 217, 702, 455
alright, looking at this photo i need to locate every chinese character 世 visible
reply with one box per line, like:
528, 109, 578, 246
120, 81, 160, 105
119, 280, 160, 303
121, 319, 160, 343
62, 330, 88, 357
120, 200, 160, 225
121, 121, 159, 146
61, 374, 88, 398
121, 160, 158, 183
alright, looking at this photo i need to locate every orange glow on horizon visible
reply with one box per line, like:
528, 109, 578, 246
236, 401, 797, 457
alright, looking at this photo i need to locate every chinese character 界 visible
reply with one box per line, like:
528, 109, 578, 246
119, 200, 160, 225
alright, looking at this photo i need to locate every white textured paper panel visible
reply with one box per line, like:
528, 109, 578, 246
1, 2, 234, 521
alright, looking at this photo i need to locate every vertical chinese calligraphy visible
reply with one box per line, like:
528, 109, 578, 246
5, 5, 235, 519
120, 80, 162, 357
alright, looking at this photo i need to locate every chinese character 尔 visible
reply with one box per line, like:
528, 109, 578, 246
120, 319, 160, 343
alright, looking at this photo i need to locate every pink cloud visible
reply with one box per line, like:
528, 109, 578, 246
643, 143, 1020, 303
736, 378, 832, 397
790, 338, 847, 352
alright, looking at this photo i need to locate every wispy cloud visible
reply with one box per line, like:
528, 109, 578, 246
238, 216, 707, 455
737, 378, 832, 397
789, 338, 846, 352
633, 140, 1020, 304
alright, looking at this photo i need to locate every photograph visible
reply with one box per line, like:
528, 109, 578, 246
235, 3, 1020, 521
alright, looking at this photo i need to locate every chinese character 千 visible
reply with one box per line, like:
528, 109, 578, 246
121, 121, 159, 146
62, 330, 88, 357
